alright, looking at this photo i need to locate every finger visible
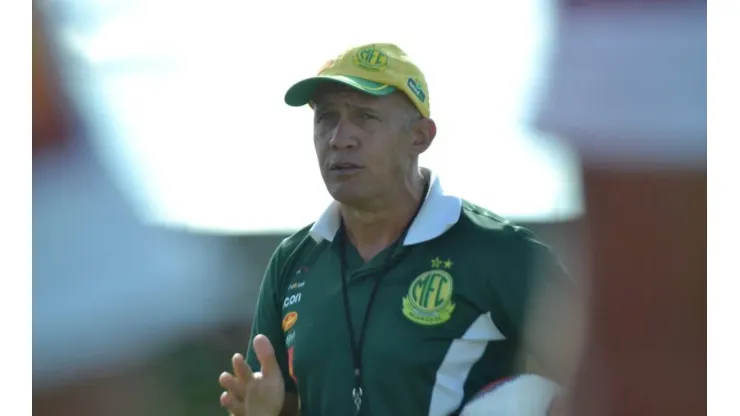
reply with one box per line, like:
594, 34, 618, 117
219, 372, 245, 400
220, 390, 245, 414
253, 334, 280, 378
232, 353, 252, 382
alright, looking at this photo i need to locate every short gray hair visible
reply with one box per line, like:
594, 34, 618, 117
398, 93, 424, 131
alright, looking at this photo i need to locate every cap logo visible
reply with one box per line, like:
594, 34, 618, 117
407, 77, 426, 103
352, 47, 388, 71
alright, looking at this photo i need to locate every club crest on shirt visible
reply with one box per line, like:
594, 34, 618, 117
402, 258, 455, 326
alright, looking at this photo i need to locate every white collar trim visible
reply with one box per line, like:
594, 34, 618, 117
308, 168, 463, 246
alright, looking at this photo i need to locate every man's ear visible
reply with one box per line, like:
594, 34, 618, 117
410, 117, 436, 156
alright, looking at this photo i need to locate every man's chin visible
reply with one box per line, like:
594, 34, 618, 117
326, 184, 372, 208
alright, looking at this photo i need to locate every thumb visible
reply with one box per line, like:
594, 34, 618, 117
253, 334, 281, 378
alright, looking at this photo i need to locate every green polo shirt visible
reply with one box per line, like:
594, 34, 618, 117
246, 171, 567, 416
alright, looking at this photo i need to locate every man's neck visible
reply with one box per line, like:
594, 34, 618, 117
340, 173, 426, 262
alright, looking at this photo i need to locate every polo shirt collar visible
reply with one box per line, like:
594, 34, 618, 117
309, 168, 463, 246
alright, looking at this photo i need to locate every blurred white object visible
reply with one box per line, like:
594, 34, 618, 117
535, 1, 706, 168
32, 144, 228, 390
460, 374, 560, 416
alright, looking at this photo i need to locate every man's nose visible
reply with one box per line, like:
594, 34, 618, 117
329, 118, 359, 150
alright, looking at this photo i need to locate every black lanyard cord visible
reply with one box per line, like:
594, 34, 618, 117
338, 180, 429, 415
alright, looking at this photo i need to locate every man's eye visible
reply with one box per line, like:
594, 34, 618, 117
362, 112, 378, 120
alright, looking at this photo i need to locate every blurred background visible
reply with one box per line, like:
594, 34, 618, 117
32, 0, 705, 415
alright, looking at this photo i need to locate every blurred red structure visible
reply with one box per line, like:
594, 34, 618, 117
33, 7, 75, 154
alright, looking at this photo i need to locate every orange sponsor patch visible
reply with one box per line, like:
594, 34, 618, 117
282, 311, 298, 332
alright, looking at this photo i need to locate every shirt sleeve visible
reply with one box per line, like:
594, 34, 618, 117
488, 225, 575, 340
488, 225, 580, 380
245, 244, 298, 393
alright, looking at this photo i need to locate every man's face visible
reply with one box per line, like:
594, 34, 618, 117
312, 84, 426, 206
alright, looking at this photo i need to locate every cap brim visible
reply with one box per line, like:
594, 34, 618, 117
284, 75, 396, 107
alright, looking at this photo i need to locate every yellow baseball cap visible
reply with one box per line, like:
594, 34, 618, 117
284, 43, 431, 117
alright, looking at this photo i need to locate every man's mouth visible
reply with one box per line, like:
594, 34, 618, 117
329, 163, 363, 172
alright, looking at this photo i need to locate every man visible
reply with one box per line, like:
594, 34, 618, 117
219, 43, 579, 416
535, 1, 706, 415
